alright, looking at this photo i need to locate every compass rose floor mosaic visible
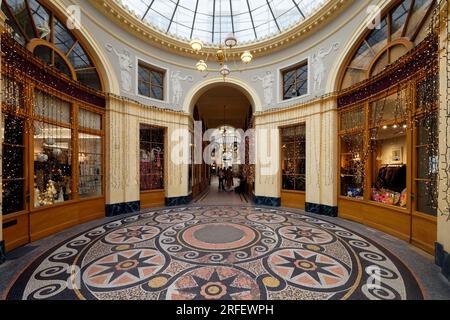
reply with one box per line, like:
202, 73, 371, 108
3, 206, 426, 300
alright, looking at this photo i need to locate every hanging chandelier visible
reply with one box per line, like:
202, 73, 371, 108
190, 1, 252, 80
190, 36, 253, 79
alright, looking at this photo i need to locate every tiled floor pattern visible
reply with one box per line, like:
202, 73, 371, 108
3, 206, 444, 300
195, 177, 248, 205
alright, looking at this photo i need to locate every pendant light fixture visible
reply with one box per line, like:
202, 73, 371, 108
190, 0, 253, 79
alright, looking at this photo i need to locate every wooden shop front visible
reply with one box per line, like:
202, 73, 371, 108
336, 0, 439, 254
337, 37, 438, 254
1, 0, 106, 252
280, 124, 306, 209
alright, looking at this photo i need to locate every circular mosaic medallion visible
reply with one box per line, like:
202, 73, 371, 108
83, 249, 165, 290
180, 222, 257, 251
279, 225, 334, 245
163, 266, 264, 300
154, 213, 194, 224
202, 208, 239, 218
159, 220, 278, 264
247, 213, 287, 224
267, 248, 350, 291
104, 225, 159, 245
5, 206, 424, 300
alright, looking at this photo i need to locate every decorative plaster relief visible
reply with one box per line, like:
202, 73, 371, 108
171, 71, 193, 107
106, 44, 133, 92
311, 42, 340, 92
252, 71, 275, 107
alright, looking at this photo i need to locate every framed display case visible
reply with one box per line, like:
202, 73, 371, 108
280, 124, 306, 209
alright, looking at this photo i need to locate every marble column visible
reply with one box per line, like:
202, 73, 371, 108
105, 95, 192, 215
105, 95, 140, 216
305, 100, 339, 217
254, 123, 281, 206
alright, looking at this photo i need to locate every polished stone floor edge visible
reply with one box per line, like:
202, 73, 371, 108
305, 202, 338, 217
435, 242, 450, 281
253, 196, 281, 207
0, 240, 5, 265
105, 201, 141, 217
165, 195, 193, 206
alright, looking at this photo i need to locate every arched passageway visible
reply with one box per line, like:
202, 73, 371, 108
190, 85, 255, 204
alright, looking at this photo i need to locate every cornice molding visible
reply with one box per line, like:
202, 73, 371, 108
254, 93, 338, 118
89, 0, 353, 59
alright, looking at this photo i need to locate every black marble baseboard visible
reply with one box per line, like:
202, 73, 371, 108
253, 196, 281, 207
305, 202, 338, 217
105, 201, 140, 217
165, 195, 192, 206
0, 240, 6, 265
435, 242, 450, 281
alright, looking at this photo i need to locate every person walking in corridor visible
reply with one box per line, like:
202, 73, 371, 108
218, 168, 225, 192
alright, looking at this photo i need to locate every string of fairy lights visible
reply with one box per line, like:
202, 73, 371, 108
1, 27, 104, 212
339, 0, 447, 213
342, 0, 450, 221
441, 0, 450, 221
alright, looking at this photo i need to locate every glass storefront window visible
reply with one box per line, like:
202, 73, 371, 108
79, 133, 102, 198
33, 121, 72, 207
2, 114, 25, 214
281, 124, 306, 191
140, 125, 164, 191
34, 89, 71, 124
340, 106, 364, 131
370, 91, 407, 127
340, 133, 364, 199
370, 126, 407, 207
79, 109, 102, 130
2, 78, 24, 109
415, 114, 438, 216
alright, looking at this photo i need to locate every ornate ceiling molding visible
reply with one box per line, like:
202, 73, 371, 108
89, 0, 353, 59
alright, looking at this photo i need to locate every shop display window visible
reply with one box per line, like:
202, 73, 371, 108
340, 107, 364, 131
79, 109, 102, 131
281, 124, 306, 191
370, 126, 407, 207
415, 113, 438, 216
369, 91, 407, 127
34, 90, 71, 124
2, 77, 24, 109
2, 114, 25, 214
33, 121, 72, 207
369, 92, 408, 207
79, 133, 102, 198
339, 76, 438, 215
340, 133, 364, 199
140, 125, 164, 191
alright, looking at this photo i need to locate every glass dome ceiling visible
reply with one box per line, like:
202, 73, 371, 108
116, 0, 327, 45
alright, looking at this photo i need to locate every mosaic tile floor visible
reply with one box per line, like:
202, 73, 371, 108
3, 206, 426, 300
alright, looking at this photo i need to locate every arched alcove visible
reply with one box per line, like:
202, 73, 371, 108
183, 76, 262, 116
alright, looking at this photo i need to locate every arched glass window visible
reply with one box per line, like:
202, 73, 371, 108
2, 0, 103, 90
340, 0, 435, 89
